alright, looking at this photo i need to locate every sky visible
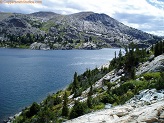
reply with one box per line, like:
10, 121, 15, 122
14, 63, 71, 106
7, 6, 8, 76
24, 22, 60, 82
0, 0, 164, 36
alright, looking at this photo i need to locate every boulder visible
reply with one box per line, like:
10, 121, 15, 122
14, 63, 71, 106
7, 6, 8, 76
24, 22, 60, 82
137, 109, 158, 123
160, 111, 164, 119
105, 103, 112, 109
30, 42, 50, 50
136, 54, 164, 75
127, 89, 164, 105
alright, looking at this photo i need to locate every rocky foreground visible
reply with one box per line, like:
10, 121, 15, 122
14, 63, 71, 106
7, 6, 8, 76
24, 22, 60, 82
65, 89, 164, 123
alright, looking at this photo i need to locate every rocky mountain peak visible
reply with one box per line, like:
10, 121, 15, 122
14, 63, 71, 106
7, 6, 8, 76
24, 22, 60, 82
84, 13, 113, 22
69, 11, 94, 19
30, 11, 58, 18
6, 18, 28, 28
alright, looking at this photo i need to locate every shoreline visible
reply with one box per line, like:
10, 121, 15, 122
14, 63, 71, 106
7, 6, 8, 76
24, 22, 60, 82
0, 45, 121, 51
1, 48, 121, 123
3, 112, 22, 123
3, 60, 112, 123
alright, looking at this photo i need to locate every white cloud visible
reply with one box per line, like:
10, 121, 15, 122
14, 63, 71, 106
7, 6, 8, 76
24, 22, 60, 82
148, 0, 164, 9
0, 0, 164, 36
147, 31, 164, 36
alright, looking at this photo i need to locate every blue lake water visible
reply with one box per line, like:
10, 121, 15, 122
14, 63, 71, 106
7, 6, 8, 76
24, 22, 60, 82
0, 48, 121, 121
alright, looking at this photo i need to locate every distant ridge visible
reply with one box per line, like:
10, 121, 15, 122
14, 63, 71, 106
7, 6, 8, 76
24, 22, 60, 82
0, 11, 162, 48
30, 11, 59, 17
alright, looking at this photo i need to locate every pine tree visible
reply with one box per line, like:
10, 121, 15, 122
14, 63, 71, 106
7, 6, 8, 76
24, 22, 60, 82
163, 41, 164, 53
118, 49, 122, 59
118, 49, 123, 68
87, 85, 93, 108
131, 67, 136, 80
160, 41, 163, 54
114, 51, 116, 59
26, 102, 40, 118
62, 91, 69, 117
69, 100, 86, 119
124, 43, 136, 79
154, 42, 160, 57
151, 44, 154, 52
72, 72, 79, 91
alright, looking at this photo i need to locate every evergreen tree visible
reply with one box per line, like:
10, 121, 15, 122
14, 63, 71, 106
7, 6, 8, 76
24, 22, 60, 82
114, 51, 116, 59
107, 82, 112, 94
131, 67, 136, 80
159, 41, 163, 54
72, 72, 79, 94
151, 44, 154, 52
118, 49, 122, 59
154, 41, 164, 57
124, 43, 136, 79
62, 91, 69, 117
163, 41, 164, 53
89, 36, 92, 42
118, 49, 123, 68
26, 102, 40, 118
69, 101, 86, 119
87, 85, 93, 108
54, 95, 62, 105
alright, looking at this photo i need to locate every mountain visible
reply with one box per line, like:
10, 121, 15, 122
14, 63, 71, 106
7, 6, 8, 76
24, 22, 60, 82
0, 13, 45, 36
0, 11, 162, 49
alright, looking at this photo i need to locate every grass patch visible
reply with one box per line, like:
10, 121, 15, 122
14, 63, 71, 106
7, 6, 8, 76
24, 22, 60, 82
143, 72, 161, 81
40, 21, 56, 32
93, 103, 105, 110
19, 45, 29, 49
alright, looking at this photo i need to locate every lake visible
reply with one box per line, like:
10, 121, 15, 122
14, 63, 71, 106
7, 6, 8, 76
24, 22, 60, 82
0, 48, 121, 121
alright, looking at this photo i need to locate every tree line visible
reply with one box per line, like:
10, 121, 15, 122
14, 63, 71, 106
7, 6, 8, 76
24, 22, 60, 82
153, 40, 164, 57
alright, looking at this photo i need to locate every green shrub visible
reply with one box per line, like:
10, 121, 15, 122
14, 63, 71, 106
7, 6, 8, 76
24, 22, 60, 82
93, 103, 105, 110
91, 97, 101, 106
73, 88, 82, 98
69, 101, 88, 119
13, 115, 25, 123
119, 90, 134, 104
26, 102, 40, 118
143, 72, 161, 80
53, 95, 62, 105
100, 92, 116, 104
112, 82, 135, 96
155, 73, 164, 90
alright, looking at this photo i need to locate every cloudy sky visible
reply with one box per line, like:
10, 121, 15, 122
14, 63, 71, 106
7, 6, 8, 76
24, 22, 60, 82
0, 0, 164, 36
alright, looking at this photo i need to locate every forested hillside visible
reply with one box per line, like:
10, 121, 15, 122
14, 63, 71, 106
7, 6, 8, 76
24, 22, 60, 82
9, 41, 164, 123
